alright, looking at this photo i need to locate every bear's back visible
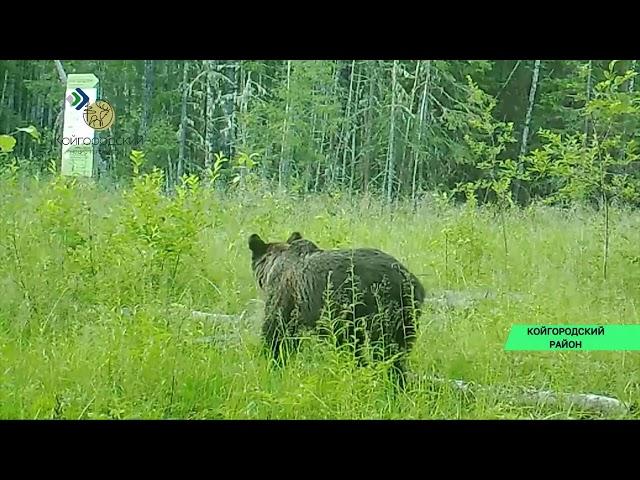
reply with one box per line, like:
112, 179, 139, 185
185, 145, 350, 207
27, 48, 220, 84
298, 247, 425, 307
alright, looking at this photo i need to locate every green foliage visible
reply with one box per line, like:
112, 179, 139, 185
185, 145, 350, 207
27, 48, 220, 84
0, 125, 39, 154
459, 75, 519, 208
112, 150, 211, 298
3, 59, 640, 419
130, 149, 145, 176
230, 151, 260, 187
4, 59, 640, 206
522, 63, 640, 279
1, 178, 638, 419
15, 125, 41, 143
0, 134, 17, 153
140, 118, 178, 171
205, 152, 228, 186
239, 60, 341, 184
440, 203, 490, 285
526, 62, 640, 207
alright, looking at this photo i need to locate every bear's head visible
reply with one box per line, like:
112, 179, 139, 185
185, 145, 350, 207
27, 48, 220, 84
248, 231, 302, 259
248, 232, 320, 290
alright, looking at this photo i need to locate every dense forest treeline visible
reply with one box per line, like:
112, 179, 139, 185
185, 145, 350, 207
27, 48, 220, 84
1, 60, 640, 206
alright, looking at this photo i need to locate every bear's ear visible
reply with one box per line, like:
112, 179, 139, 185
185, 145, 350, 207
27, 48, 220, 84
287, 232, 303, 244
248, 234, 267, 256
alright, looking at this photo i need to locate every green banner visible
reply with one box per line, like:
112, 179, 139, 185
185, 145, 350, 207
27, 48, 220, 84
504, 325, 640, 351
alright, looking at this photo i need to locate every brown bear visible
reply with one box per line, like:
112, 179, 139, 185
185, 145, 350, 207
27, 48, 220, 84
248, 231, 425, 388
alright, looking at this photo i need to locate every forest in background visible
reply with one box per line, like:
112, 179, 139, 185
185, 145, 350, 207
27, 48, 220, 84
1, 60, 640, 419
1, 59, 640, 208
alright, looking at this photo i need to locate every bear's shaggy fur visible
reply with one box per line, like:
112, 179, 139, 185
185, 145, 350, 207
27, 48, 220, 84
248, 231, 425, 388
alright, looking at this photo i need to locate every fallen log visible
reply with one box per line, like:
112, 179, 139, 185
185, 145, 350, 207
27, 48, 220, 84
190, 309, 246, 323
169, 303, 250, 324
428, 376, 629, 416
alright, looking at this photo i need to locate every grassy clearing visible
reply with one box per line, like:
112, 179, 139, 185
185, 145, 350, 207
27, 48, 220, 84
0, 173, 639, 419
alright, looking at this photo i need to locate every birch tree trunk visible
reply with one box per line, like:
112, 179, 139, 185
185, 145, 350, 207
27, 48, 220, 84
400, 61, 420, 196
53, 60, 67, 84
52, 60, 67, 144
204, 60, 216, 170
385, 60, 398, 204
278, 60, 292, 189
349, 62, 364, 196
519, 60, 541, 160
362, 61, 376, 194
515, 59, 541, 203
413, 60, 431, 206
341, 60, 356, 186
220, 61, 237, 159
177, 60, 189, 183
584, 60, 593, 144
328, 61, 342, 190
140, 60, 154, 140
1, 70, 8, 112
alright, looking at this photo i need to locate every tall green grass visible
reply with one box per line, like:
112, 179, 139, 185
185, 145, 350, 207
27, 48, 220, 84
0, 170, 638, 419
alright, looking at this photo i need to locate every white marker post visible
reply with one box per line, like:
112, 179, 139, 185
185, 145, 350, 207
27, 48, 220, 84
61, 73, 99, 177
